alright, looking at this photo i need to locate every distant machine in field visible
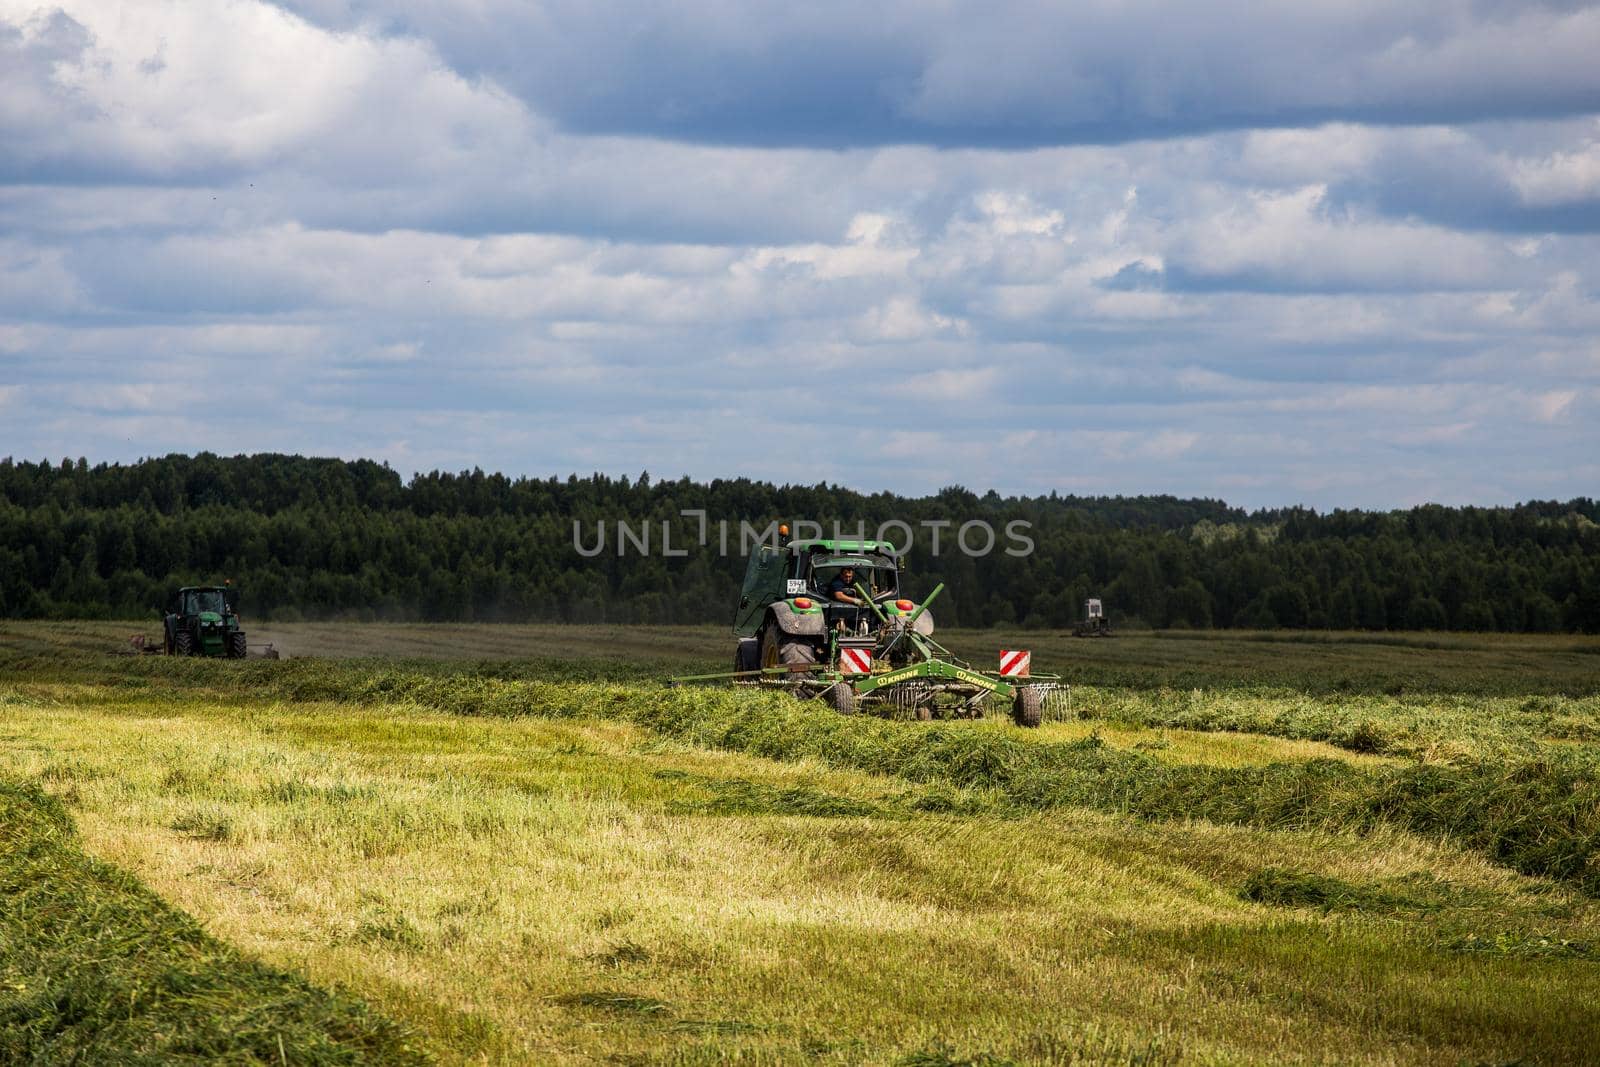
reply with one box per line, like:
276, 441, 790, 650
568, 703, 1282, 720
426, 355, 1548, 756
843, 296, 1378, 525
1073, 598, 1113, 638
674, 525, 1065, 726
121, 582, 278, 658
164, 585, 249, 657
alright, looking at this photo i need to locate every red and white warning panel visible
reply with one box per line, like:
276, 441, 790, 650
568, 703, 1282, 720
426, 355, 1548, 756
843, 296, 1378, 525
998, 649, 1031, 677
840, 648, 874, 674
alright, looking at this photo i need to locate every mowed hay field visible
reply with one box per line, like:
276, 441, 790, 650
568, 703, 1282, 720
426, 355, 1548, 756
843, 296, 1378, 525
2, 623, 1599, 1064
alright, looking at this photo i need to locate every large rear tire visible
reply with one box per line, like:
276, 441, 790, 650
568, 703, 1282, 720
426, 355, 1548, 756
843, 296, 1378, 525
760, 625, 817, 678
228, 631, 248, 659
1011, 687, 1043, 728
174, 631, 194, 657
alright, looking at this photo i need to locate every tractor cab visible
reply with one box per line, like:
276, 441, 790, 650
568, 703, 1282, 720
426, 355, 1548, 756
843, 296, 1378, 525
181, 588, 229, 617
733, 537, 905, 638
805, 552, 899, 631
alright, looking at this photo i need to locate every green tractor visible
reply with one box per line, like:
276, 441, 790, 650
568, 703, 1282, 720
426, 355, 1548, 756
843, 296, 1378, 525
731, 537, 920, 675
678, 532, 1062, 726
164, 585, 248, 658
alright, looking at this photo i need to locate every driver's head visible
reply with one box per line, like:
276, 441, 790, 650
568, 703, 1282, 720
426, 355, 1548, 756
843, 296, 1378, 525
839, 567, 855, 583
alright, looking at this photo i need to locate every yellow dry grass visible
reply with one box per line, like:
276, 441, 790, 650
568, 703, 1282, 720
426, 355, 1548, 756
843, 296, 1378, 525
4, 685, 1597, 1065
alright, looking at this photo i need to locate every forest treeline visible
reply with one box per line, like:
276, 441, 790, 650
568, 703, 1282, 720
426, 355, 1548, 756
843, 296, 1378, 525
1, 453, 1597, 631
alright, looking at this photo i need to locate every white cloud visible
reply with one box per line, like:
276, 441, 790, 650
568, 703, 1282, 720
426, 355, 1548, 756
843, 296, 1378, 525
1512, 136, 1600, 207
0, 0, 528, 180
852, 296, 966, 342
1238, 124, 1386, 185
1138, 430, 1200, 460
1531, 390, 1576, 423
973, 191, 1065, 237
0, 324, 42, 353
1171, 185, 1503, 292
1385, 422, 1476, 446
65, 383, 162, 412
0, 239, 89, 316
742, 236, 917, 284
0, 0, 1596, 508
892, 368, 1000, 403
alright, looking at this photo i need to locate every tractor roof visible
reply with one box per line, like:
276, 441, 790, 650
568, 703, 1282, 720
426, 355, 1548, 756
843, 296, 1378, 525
787, 539, 899, 556
178, 585, 229, 593
811, 555, 886, 570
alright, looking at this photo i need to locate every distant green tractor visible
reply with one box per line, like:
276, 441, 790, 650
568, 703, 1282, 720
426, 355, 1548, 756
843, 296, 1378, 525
164, 586, 247, 658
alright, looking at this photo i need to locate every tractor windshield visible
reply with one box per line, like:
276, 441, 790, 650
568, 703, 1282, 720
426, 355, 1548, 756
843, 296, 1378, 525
190, 590, 226, 614
809, 555, 898, 601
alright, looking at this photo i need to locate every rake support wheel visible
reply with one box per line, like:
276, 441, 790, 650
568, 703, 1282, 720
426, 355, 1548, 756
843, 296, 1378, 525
1011, 687, 1043, 728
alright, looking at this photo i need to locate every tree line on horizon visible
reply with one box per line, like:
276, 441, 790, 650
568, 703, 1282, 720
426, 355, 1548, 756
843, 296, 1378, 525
1, 453, 1597, 633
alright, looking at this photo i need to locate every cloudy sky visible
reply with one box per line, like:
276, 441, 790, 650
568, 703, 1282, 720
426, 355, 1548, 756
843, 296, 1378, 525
2, 1, 1598, 508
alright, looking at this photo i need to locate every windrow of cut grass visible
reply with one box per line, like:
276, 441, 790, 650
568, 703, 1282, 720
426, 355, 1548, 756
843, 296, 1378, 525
0, 777, 427, 1065
1076, 686, 1600, 760
618, 685, 1600, 892
109, 657, 1600, 896
15, 648, 1597, 759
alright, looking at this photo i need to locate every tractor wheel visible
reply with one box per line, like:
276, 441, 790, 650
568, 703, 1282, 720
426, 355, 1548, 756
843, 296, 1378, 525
733, 638, 759, 675
174, 631, 194, 657
1011, 687, 1043, 728
228, 631, 248, 659
824, 683, 857, 716
760, 625, 817, 678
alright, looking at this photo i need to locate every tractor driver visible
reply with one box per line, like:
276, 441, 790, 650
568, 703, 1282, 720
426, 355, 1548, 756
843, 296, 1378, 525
826, 566, 864, 606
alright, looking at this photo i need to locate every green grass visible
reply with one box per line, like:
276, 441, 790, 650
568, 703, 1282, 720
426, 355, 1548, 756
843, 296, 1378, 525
8, 638, 1600, 891
7, 689, 1600, 1063
3, 624, 1600, 1063
0, 779, 426, 1065
45, 655, 1593, 895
